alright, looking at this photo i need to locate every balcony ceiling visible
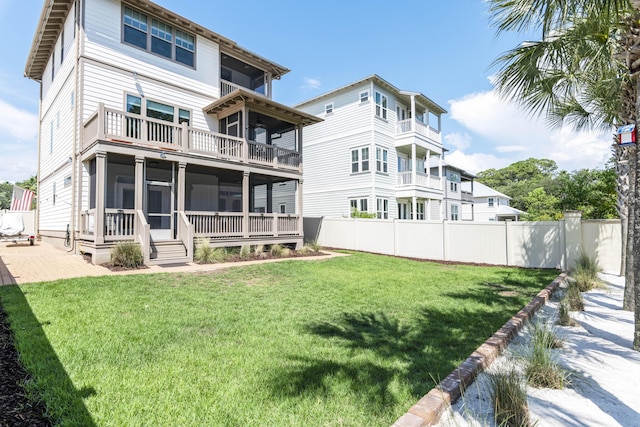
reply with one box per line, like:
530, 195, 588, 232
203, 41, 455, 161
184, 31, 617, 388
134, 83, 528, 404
203, 88, 323, 127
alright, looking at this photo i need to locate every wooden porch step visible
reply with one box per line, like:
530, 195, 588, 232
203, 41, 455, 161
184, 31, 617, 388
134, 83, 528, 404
149, 240, 189, 266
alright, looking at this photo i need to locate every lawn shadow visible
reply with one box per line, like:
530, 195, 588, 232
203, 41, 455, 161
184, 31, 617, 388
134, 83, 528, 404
0, 284, 96, 426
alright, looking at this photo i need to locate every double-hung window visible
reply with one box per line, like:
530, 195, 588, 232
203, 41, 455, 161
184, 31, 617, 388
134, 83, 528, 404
376, 147, 388, 173
124, 7, 148, 49
325, 103, 333, 115
451, 204, 459, 221
360, 91, 369, 102
376, 198, 389, 219
350, 198, 368, 215
123, 6, 195, 67
351, 147, 370, 173
488, 197, 494, 207
375, 91, 387, 119
450, 181, 458, 192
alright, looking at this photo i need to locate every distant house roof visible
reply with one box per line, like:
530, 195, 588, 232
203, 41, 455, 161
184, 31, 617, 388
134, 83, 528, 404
294, 74, 447, 115
496, 205, 526, 216
25, 0, 290, 81
473, 182, 511, 199
428, 159, 475, 179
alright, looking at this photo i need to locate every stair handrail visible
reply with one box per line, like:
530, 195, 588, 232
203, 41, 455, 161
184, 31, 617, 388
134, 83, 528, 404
136, 209, 151, 265
178, 211, 194, 263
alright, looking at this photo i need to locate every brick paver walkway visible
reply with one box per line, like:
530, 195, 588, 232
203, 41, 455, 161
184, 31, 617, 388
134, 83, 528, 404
0, 241, 344, 285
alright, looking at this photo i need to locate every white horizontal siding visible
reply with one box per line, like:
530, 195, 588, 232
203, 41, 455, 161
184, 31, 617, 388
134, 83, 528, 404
81, 61, 213, 131
83, 0, 219, 99
39, 167, 74, 231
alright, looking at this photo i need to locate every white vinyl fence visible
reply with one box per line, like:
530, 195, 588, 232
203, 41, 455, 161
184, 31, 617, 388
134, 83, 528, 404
311, 212, 622, 274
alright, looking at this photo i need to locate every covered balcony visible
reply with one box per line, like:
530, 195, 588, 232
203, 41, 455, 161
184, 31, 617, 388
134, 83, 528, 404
394, 90, 446, 152
220, 53, 274, 98
396, 145, 443, 197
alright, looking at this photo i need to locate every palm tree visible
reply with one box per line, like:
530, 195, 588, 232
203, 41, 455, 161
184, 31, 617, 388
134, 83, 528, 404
487, 0, 640, 350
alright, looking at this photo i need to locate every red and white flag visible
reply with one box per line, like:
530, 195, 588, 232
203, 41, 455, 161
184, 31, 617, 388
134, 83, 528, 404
10, 186, 35, 211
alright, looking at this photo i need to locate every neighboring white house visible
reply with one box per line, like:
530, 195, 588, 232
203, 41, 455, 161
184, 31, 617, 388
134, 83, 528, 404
468, 181, 525, 221
25, 0, 321, 264
429, 160, 475, 221
295, 75, 447, 220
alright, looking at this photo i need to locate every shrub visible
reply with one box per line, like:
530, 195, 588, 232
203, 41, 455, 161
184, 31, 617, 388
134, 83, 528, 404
350, 208, 377, 219
239, 244, 251, 258
566, 279, 585, 311
194, 238, 226, 264
253, 244, 267, 258
110, 242, 143, 268
488, 369, 530, 427
531, 322, 563, 350
270, 244, 286, 257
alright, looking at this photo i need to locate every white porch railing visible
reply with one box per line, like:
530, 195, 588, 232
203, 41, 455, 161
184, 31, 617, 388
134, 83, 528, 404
461, 191, 474, 203
83, 104, 302, 172
397, 171, 441, 190
220, 79, 242, 97
104, 208, 136, 241
187, 212, 244, 238
396, 119, 441, 141
177, 211, 194, 262
136, 209, 150, 265
80, 209, 95, 238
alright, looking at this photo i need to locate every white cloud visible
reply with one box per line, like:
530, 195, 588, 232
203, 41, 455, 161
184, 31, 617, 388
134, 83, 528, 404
444, 132, 472, 151
0, 99, 38, 141
495, 145, 527, 153
445, 150, 511, 175
448, 89, 613, 171
300, 77, 321, 91
0, 98, 38, 182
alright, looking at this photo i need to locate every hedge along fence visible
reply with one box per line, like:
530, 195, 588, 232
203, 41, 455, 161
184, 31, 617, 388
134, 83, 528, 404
309, 212, 621, 274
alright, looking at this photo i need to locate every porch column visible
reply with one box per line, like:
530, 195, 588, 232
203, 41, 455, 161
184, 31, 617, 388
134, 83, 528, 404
412, 196, 417, 221
242, 171, 250, 238
427, 199, 432, 221
410, 95, 416, 132
297, 124, 303, 173
135, 155, 144, 211
411, 143, 417, 186
297, 179, 304, 235
438, 154, 443, 190
95, 151, 106, 244
266, 183, 273, 213
426, 150, 431, 188
177, 161, 186, 213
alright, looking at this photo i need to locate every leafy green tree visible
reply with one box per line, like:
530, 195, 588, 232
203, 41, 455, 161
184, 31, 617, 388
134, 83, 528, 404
0, 181, 13, 210
522, 187, 560, 221
553, 168, 617, 219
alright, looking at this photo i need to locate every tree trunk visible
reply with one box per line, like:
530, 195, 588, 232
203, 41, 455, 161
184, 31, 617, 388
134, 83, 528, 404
624, 145, 636, 311
634, 142, 640, 350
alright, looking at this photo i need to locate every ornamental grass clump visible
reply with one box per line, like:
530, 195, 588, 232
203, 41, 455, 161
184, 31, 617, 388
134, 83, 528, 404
488, 369, 530, 427
110, 242, 143, 268
572, 252, 601, 292
194, 238, 226, 264
525, 323, 566, 389
557, 299, 577, 326
566, 279, 585, 311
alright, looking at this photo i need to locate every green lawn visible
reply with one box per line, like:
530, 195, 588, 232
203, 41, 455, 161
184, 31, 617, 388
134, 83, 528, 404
0, 252, 558, 426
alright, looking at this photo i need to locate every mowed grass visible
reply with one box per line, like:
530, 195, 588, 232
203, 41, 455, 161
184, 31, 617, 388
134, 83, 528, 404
0, 252, 558, 426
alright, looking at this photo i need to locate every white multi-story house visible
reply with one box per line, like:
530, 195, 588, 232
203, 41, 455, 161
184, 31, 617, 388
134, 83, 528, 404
295, 75, 447, 220
468, 182, 525, 221
25, 0, 321, 264
429, 160, 475, 221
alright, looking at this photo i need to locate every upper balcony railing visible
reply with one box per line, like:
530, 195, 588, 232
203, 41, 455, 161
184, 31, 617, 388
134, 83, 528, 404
461, 190, 474, 203
396, 119, 441, 143
83, 104, 301, 172
397, 171, 442, 191
220, 79, 243, 97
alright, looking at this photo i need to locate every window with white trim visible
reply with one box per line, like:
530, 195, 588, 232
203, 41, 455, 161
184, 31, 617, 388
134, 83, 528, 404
450, 204, 459, 221
351, 147, 370, 173
279, 203, 286, 214
123, 6, 195, 67
488, 197, 494, 207
416, 202, 425, 220
450, 181, 458, 192
375, 91, 388, 119
376, 198, 389, 219
349, 198, 368, 215
376, 147, 388, 173
325, 103, 333, 115
360, 91, 369, 102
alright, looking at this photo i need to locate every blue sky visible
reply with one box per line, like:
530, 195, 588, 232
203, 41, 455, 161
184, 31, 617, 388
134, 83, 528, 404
0, 0, 613, 183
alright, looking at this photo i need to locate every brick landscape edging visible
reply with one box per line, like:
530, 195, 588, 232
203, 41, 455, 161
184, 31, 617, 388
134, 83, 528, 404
392, 272, 569, 427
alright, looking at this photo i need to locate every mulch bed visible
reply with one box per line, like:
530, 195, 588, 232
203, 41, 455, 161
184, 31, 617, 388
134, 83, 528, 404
0, 304, 50, 427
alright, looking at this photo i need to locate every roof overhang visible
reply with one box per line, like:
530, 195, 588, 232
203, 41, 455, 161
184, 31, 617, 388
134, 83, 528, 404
24, 0, 74, 81
25, 0, 290, 82
203, 89, 323, 127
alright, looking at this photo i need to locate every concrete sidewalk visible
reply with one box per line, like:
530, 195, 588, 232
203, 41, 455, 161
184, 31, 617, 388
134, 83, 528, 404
0, 241, 344, 285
